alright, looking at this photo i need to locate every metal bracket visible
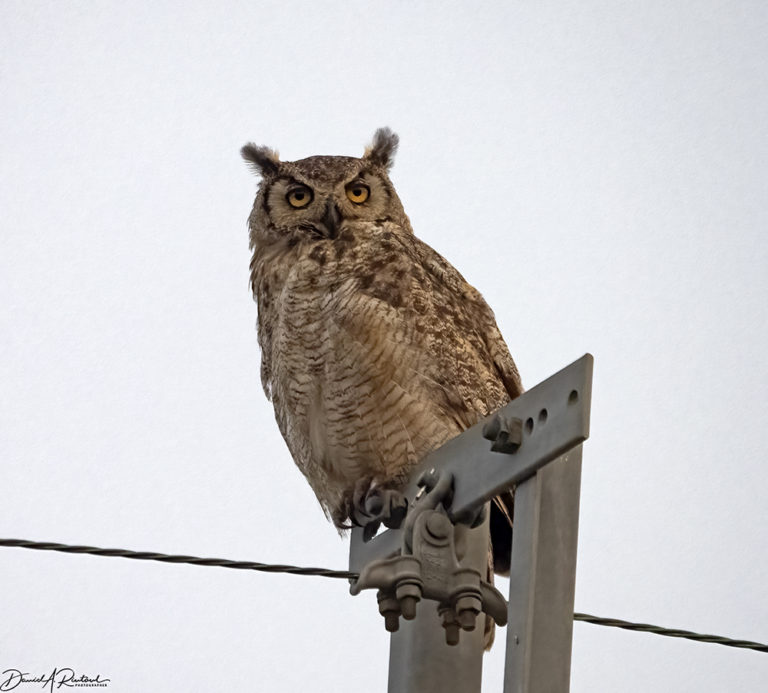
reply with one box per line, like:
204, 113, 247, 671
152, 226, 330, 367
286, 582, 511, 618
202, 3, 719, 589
349, 354, 593, 574
350, 469, 507, 645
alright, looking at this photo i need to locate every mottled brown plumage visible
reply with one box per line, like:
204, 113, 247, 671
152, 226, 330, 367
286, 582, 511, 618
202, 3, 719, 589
242, 129, 523, 578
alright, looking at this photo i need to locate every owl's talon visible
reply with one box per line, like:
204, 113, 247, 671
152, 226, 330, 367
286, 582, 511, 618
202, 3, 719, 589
363, 520, 381, 542
364, 489, 384, 517
381, 490, 408, 529
350, 483, 408, 535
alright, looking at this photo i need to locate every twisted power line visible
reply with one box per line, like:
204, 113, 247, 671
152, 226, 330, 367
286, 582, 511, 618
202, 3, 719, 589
0, 538, 355, 580
2, 538, 766, 655
573, 612, 768, 653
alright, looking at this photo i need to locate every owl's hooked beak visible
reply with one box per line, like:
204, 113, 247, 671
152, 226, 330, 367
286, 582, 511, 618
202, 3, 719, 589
321, 199, 342, 240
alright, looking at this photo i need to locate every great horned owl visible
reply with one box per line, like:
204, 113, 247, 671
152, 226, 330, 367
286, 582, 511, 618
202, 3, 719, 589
242, 128, 522, 574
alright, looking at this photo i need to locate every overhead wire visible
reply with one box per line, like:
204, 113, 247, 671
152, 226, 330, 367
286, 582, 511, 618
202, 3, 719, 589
0, 537, 355, 580
2, 537, 766, 655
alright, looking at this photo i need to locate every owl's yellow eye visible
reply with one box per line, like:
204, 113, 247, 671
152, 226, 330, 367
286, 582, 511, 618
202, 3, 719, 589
346, 183, 370, 204
286, 186, 313, 208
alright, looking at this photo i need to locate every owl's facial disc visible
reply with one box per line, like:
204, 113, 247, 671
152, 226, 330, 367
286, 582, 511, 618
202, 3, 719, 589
267, 173, 354, 240
262, 165, 396, 243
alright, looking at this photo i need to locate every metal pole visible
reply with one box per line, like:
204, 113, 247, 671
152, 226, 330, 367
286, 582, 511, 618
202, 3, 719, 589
504, 447, 583, 693
387, 508, 490, 693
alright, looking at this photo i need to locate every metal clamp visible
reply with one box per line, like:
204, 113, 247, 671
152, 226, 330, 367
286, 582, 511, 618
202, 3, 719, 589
350, 470, 507, 645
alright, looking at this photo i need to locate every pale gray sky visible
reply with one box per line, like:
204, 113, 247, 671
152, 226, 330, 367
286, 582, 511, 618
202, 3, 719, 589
1, 1, 767, 691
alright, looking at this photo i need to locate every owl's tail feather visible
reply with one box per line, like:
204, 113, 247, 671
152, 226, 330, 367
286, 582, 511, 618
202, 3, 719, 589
484, 539, 496, 651
484, 618, 495, 650
490, 490, 515, 575
484, 489, 514, 650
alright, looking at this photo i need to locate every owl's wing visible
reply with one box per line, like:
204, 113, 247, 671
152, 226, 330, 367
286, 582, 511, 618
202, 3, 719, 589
408, 233, 523, 402
327, 226, 523, 472
384, 230, 521, 574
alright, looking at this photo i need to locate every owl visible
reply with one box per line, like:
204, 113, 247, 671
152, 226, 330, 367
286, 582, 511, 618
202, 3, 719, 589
242, 128, 522, 575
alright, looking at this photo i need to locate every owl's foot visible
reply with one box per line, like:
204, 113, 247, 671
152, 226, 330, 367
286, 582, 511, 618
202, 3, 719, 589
349, 478, 408, 541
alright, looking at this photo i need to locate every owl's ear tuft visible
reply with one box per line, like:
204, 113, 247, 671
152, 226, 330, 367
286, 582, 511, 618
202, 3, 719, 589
364, 127, 399, 170
241, 143, 280, 177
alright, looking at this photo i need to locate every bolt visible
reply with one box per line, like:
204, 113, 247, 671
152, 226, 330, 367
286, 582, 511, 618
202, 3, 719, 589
400, 596, 418, 620
417, 467, 440, 491
457, 610, 476, 630
395, 581, 421, 620
455, 595, 481, 631
485, 414, 523, 454
384, 612, 400, 633
482, 415, 501, 441
378, 593, 401, 633
444, 623, 460, 646
441, 610, 460, 646
425, 513, 451, 540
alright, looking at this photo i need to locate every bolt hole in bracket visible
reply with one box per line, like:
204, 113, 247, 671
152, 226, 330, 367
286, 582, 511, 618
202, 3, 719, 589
350, 354, 592, 570
349, 354, 593, 641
